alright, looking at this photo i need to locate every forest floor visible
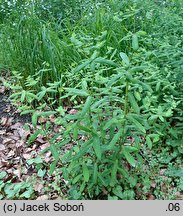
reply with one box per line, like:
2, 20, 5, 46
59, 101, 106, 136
0, 85, 69, 200
0, 83, 182, 200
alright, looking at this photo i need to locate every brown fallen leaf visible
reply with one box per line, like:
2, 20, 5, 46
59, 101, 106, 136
68, 109, 78, 114
36, 195, 49, 200
0, 86, 6, 93
23, 153, 32, 160
147, 194, 155, 200
4, 104, 11, 113
0, 144, 5, 151
1, 117, 8, 126
10, 122, 22, 130
3, 138, 14, 145
40, 143, 50, 151
151, 181, 156, 188
34, 182, 44, 192
16, 140, 24, 148
44, 151, 52, 163
38, 117, 47, 124
35, 136, 46, 144
7, 150, 16, 159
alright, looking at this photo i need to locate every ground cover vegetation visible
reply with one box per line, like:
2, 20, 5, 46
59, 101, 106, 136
0, 0, 183, 200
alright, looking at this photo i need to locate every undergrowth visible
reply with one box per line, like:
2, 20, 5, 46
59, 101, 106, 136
0, 0, 183, 200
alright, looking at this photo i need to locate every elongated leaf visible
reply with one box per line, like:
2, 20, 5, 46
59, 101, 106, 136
134, 91, 141, 101
91, 98, 107, 110
98, 174, 108, 187
94, 57, 118, 67
103, 119, 115, 130
93, 136, 102, 160
70, 35, 83, 47
72, 139, 93, 160
80, 96, 93, 117
73, 174, 82, 184
93, 164, 98, 184
20, 110, 35, 115
65, 88, 89, 97
123, 147, 136, 167
73, 60, 90, 73
119, 52, 130, 66
28, 129, 41, 145
146, 136, 152, 149
128, 92, 140, 114
49, 160, 57, 175
37, 90, 46, 101
39, 111, 56, 117
132, 34, 139, 51
20, 90, 26, 102
127, 115, 146, 133
50, 144, 59, 161
32, 112, 38, 127
73, 126, 78, 140
107, 73, 123, 87
124, 146, 139, 152
110, 160, 118, 186
107, 128, 123, 150
83, 163, 90, 182
77, 124, 92, 133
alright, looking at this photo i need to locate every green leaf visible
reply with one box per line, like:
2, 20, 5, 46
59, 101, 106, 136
136, 30, 147, 36
103, 119, 116, 130
93, 136, 102, 160
80, 96, 93, 117
127, 115, 146, 133
37, 169, 46, 178
73, 60, 91, 73
82, 163, 90, 182
134, 91, 141, 101
108, 195, 119, 200
20, 187, 33, 199
27, 157, 43, 165
37, 90, 46, 101
146, 136, 152, 149
80, 182, 86, 193
110, 160, 118, 186
20, 110, 35, 115
65, 88, 89, 97
32, 112, 38, 127
26, 92, 38, 100
107, 128, 122, 150
50, 144, 59, 161
123, 147, 136, 167
72, 174, 82, 184
119, 52, 130, 66
70, 34, 83, 47
28, 129, 41, 145
77, 124, 92, 133
0, 171, 7, 179
132, 34, 139, 51
112, 186, 123, 199
128, 92, 140, 114
72, 139, 93, 160
49, 161, 57, 175
73, 126, 78, 140
39, 111, 56, 117
20, 90, 26, 102
94, 57, 118, 67
98, 174, 108, 187
93, 164, 98, 184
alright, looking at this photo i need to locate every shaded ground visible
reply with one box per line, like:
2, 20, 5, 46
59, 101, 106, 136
0, 86, 65, 200
0, 84, 182, 200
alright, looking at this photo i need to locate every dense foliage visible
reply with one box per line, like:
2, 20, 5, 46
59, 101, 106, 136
0, 0, 182, 199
